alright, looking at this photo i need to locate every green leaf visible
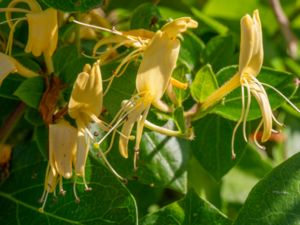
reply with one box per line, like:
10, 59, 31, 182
130, 3, 162, 30
190, 64, 219, 102
214, 66, 297, 121
234, 152, 300, 225
137, 131, 190, 193
179, 32, 205, 70
24, 108, 44, 126
221, 146, 273, 207
92, 124, 190, 194
203, 35, 236, 72
41, 0, 104, 12
191, 114, 247, 180
14, 76, 45, 109
140, 189, 231, 225
33, 125, 48, 160
102, 62, 138, 116
191, 7, 229, 35
0, 141, 138, 225
0, 75, 25, 100
53, 45, 79, 75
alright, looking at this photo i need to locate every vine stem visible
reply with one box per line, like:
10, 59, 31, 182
74, 13, 81, 55
269, 0, 298, 58
0, 102, 27, 145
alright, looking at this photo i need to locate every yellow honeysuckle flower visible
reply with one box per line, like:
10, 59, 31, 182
0, 52, 38, 85
199, 10, 300, 158
68, 60, 125, 183
0, 0, 58, 73
71, 18, 188, 95
39, 119, 77, 212
68, 60, 103, 130
113, 17, 198, 169
68, 60, 103, 190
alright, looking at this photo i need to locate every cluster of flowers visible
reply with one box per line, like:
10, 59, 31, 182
1, 0, 299, 212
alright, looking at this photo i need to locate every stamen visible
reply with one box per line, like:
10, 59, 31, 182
0, 8, 30, 13
260, 81, 300, 113
59, 176, 66, 196
272, 114, 284, 127
38, 191, 49, 213
231, 85, 247, 160
0, 17, 26, 25
253, 120, 266, 150
73, 177, 80, 203
6, 17, 26, 55
242, 79, 252, 142
82, 176, 92, 191
71, 18, 138, 43
133, 148, 139, 171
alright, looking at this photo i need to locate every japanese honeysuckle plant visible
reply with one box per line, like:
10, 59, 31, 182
1, 0, 300, 224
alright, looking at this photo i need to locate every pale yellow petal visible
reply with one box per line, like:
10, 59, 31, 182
161, 17, 198, 39
68, 60, 103, 122
74, 130, 90, 176
49, 120, 77, 179
25, 8, 58, 57
136, 31, 180, 100
239, 14, 254, 74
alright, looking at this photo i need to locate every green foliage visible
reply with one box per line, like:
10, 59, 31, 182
234, 152, 300, 225
190, 64, 218, 102
0, 143, 138, 225
41, 0, 104, 12
140, 189, 232, 225
1, 0, 300, 224
192, 114, 247, 180
14, 77, 45, 109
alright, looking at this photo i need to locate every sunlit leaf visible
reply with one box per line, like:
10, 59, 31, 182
191, 114, 247, 180
140, 189, 232, 225
234, 152, 300, 225
190, 64, 218, 102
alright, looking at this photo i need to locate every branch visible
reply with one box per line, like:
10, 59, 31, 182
269, 0, 298, 58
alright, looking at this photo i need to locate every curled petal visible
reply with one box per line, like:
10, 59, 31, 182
68, 60, 103, 123
0, 53, 38, 85
161, 17, 198, 39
